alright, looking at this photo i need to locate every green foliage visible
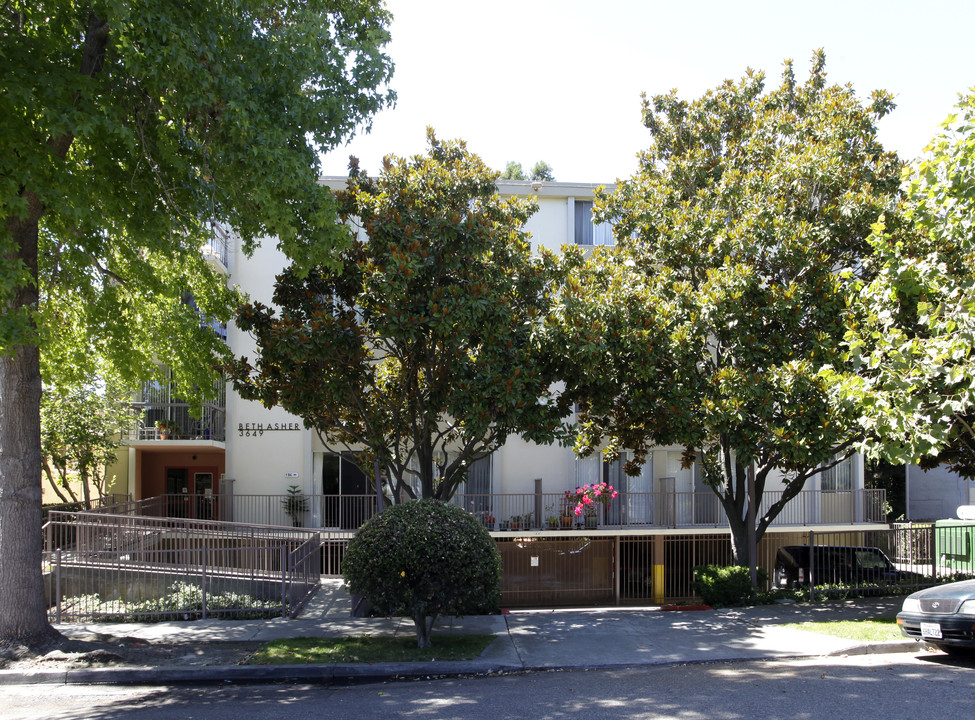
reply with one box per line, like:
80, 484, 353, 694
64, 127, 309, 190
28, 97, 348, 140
59, 582, 281, 622
40, 376, 130, 503
830, 89, 975, 473
693, 565, 769, 607
343, 500, 501, 647
864, 458, 906, 521
499, 160, 554, 182
3, 0, 396, 366
281, 484, 310, 522
554, 52, 904, 566
229, 131, 572, 502
530, 161, 555, 182
500, 161, 526, 180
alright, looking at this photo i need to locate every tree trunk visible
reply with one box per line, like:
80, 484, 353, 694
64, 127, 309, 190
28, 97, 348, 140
412, 609, 436, 649
80, 469, 91, 506
727, 512, 751, 568
0, 213, 60, 646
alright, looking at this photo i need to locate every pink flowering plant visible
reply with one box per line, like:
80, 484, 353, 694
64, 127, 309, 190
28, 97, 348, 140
564, 482, 618, 518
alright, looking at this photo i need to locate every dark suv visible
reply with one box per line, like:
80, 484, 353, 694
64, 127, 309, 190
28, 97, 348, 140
773, 545, 915, 589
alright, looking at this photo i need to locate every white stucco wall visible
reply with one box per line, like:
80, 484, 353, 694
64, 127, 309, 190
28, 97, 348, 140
225, 234, 313, 497
907, 464, 974, 521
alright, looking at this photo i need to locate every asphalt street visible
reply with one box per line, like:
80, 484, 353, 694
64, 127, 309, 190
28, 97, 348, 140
2, 653, 973, 720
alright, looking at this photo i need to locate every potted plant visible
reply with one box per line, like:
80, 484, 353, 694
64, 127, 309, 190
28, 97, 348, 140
281, 484, 309, 527
560, 496, 575, 529
584, 508, 598, 529
481, 512, 496, 530
155, 419, 172, 440
545, 505, 559, 529
564, 483, 618, 529
508, 514, 521, 531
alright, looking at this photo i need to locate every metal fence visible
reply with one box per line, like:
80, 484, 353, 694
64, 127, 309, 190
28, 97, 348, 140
123, 402, 226, 442
42, 494, 132, 523
43, 510, 323, 622
798, 525, 975, 601
497, 535, 616, 607
452, 489, 887, 530
88, 488, 887, 532
502, 525, 975, 608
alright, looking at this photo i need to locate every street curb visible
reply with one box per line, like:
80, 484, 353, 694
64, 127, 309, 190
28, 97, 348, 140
0, 661, 524, 687
0, 640, 931, 686
826, 639, 935, 656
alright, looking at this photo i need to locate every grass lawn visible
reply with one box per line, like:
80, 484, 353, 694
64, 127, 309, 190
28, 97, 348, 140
247, 634, 497, 665
785, 617, 902, 642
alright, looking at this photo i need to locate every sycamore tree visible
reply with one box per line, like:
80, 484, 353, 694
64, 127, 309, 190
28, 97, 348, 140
228, 131, 571, 502
0, 0, 393, 646
830, 91, 975, 477
555, 52, 904, 570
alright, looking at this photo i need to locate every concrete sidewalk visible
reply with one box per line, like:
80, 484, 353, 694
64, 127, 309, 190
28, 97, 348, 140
0, 581, 929, 686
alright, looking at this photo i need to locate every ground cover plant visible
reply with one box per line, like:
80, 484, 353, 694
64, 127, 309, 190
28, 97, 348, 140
785, 617, 901, 642
55, 582, 282, 622
247, 634, 496, 665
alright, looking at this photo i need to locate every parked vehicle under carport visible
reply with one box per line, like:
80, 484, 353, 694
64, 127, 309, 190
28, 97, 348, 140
773, 545, 920, 590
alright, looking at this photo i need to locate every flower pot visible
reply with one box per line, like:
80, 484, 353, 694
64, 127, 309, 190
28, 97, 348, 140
560, 516, 573, 529
584, 515, 597, 529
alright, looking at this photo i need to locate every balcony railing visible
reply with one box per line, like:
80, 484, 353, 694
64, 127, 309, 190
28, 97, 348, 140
94, 488, 887, 532
124, 402, 226, 442
202, 222, 233, 271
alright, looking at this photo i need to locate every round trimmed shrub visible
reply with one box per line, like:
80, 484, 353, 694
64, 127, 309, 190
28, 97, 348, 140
343, 500, 501, 646
693, 564, 770, 607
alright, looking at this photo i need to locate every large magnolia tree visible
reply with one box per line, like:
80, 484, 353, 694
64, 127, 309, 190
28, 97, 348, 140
555, 52, 904, 569
830, 91, 975, 477
228, 131, 571, 502
0, 0, 393, 646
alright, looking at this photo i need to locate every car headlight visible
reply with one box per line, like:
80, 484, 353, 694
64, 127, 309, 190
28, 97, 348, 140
959, 600, 975, 615
902, 598, 922, 613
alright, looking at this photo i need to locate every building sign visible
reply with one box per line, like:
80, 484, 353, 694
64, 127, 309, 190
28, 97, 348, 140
238, 422, 302, 437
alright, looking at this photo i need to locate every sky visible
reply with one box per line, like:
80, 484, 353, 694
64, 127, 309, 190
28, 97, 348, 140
319, 0, 975, 185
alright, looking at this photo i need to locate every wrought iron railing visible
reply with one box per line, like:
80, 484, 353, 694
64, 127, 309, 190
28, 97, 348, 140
43, 510, 324, 622
85, 488, 886, 532
123, 402, 226, 442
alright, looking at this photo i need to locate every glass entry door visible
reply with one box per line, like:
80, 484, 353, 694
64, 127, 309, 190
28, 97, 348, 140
166, 468, 189, 517
194, 472, 214, 520
322, 452, 368, 529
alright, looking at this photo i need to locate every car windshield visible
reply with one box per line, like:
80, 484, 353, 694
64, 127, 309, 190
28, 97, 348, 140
855, 550, 889, 569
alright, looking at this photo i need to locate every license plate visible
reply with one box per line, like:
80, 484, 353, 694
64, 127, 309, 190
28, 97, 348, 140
921, 622, 943, 639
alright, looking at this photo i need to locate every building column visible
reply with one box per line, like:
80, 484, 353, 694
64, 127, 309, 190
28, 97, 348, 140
653, 535, 665, 605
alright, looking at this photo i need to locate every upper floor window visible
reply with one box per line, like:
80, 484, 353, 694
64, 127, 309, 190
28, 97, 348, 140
573, 200, 614, 246
821, 456, 854, 492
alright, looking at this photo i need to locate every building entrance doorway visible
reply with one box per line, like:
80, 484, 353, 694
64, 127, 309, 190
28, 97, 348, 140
321, 452, 370, 530
164, 466, 218, 518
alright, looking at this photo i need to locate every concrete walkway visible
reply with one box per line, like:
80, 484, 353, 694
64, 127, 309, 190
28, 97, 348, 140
0, 581, 930, 686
